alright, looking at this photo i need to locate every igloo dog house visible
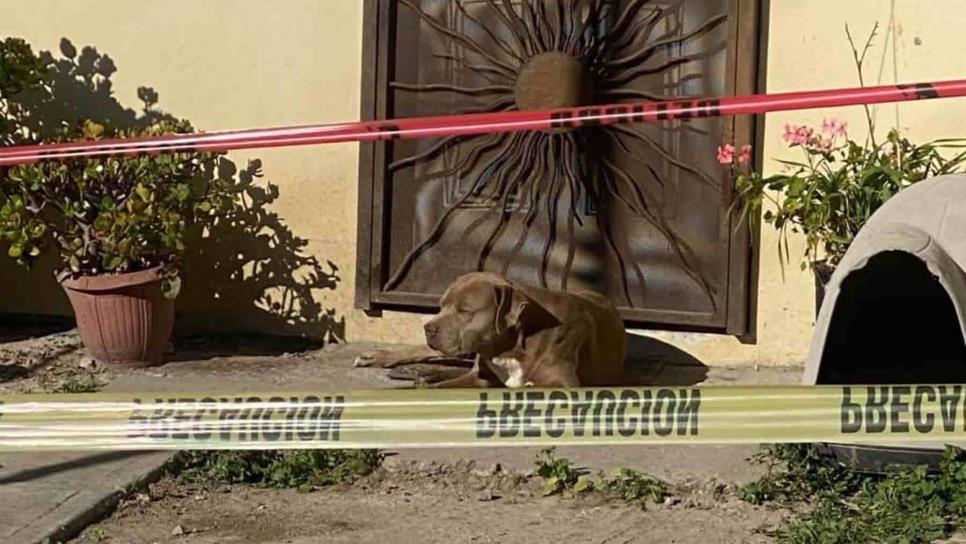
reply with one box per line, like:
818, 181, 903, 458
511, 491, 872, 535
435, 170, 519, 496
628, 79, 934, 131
802, 173, 966, 467
804, 173, 966, 386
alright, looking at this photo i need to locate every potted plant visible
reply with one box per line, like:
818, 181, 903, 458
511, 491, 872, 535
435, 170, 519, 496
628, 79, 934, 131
724, 24, 966, 313
0, 119, 234, 365
726, 121, 966, 313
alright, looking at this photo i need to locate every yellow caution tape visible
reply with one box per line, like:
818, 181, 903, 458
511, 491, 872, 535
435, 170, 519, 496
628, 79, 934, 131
0, 385, 964, 451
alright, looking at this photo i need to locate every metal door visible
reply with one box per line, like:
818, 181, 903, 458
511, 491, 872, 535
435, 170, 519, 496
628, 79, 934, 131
356, 0, 765, 333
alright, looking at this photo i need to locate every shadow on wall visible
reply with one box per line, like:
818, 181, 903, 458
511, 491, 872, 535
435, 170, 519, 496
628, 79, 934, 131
1, 38, 345, 346
177, 157, 345, 343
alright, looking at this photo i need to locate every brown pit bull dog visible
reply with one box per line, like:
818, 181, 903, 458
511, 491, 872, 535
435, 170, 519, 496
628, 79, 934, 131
421, 272, 626, 388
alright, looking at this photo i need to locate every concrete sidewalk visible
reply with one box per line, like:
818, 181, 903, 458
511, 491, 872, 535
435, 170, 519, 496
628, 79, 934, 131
0, 451, 172, 544
0, 341, 801, 544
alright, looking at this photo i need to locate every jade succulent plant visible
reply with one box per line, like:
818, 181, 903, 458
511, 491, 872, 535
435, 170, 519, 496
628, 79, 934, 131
0, 37, 235, 297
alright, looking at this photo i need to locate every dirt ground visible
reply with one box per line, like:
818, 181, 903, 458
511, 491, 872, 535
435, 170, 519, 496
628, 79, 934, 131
69, 460, 792, 544
0, 327, 800, 543
0, 325, 325, 394
0, 324, 86, 393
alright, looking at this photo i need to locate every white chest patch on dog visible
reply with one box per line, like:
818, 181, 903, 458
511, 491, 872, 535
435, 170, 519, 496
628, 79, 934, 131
487, 357, 529, 388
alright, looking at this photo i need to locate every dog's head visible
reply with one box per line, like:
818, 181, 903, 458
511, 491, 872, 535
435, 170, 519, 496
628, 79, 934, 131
424, 272, 557, 356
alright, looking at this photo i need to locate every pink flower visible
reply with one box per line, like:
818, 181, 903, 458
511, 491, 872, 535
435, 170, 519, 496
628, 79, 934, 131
783, 124, 814, 146
881, 141, 895, 155
717, 144, 735, 164
738, 144, 752, 164
822, 118, 848, 137
807, 136, 834, 152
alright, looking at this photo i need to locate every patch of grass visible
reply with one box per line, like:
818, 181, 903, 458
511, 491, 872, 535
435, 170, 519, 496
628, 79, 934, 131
534, 448, 668, 508
39, 370, 104, 393
83, 526, 109, 542
741, 444, 966, 544
738, 444, 856, 505
175, 449, 385, 492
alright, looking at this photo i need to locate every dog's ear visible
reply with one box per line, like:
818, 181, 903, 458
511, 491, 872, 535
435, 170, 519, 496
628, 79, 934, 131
494, 284, 514, 335
494, 284, 558, 335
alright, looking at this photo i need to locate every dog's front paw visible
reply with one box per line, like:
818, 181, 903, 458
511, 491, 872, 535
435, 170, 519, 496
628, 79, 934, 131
353, 350, 398, 368
352, 352, 377, 368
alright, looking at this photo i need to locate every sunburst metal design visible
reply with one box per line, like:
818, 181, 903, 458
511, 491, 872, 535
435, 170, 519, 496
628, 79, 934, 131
384, 0, 727, 307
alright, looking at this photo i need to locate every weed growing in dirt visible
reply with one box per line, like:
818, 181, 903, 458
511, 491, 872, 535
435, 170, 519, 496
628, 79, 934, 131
534, 448, 668, 509
740, 444, 966, 543
535, 447, 589, 496
594, 467, 669, 509
176, 449, 385, 492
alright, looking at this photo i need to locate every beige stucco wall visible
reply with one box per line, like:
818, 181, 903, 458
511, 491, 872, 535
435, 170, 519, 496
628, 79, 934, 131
3, 0, 966, 364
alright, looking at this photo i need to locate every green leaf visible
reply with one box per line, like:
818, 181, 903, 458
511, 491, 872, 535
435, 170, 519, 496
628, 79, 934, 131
7, 245, 22, 258
135, 184, 152, 202
93, 214, 113, 232
162, 274, 182, 300
102, 255, 123, 271
175, 183, 190, 202
542, 477, 560, 496
82, 120, 105, 139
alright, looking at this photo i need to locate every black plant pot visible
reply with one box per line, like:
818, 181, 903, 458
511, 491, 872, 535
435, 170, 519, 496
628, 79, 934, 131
813, 260, 835, 317
819, 443, 948, 474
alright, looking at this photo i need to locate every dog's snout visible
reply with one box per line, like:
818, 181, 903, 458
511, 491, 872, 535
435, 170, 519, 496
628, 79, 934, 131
423, 320, 442, 351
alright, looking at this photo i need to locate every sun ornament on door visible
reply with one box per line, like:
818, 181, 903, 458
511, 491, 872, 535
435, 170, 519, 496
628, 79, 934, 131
384, 0, 726, 308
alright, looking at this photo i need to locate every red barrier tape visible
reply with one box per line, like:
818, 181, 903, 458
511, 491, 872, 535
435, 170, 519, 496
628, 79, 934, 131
2, 79, 966, 166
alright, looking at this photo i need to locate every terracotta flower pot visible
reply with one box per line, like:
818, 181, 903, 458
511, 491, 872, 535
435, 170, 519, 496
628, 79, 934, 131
60, 266, 175, 366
